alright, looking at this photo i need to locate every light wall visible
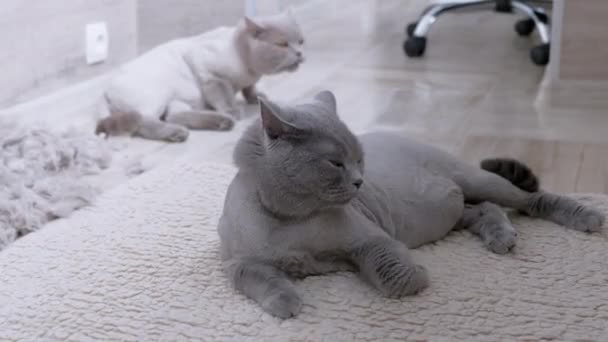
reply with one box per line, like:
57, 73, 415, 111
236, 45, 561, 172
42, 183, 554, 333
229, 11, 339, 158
137, 1, 245, 53
0, 0, 310, 108
0, 0, 137, 108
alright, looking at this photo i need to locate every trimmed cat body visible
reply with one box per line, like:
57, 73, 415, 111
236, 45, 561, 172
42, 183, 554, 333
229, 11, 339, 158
106, 27, 257, 120
96, 12, 304, 142
218, 91, 605, 318
220, 133, 466, 260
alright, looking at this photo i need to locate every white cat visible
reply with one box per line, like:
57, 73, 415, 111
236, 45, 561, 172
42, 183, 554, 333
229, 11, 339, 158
95, 11, 304, 142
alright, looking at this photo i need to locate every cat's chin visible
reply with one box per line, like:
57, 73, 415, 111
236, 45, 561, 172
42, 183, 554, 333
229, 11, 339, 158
321, 192, 358, 206
285, 63, 301, 72
278, 60, 302, 73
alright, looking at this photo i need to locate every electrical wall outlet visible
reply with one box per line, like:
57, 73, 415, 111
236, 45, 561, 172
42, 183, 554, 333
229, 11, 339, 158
85, 22, 109, 65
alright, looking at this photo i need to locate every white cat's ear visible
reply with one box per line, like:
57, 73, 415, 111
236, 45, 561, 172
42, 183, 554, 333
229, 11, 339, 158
286, 8, 296, 21
314, 90, 337, 114
244, 16, 264, 37
260, 98, 301, 140
284, 8, 302, 35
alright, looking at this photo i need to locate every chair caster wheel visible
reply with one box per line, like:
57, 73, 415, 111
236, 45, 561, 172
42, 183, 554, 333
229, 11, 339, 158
530, 43, 550, 66
495, 0, 512, 12
515, 18, 535, 36
406, 22, 417, 37
403, 37, 427, 57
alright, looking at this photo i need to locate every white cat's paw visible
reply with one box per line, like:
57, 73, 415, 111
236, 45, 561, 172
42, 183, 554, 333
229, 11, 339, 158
483, 224, 517, 254
165, 126, 189, 143
227, 108, 246, 120
214, 116, 235, 131
569, 206, 605, 233
261, 291, 302, 319
245, 91, 268, 105
253, 92, 269, 104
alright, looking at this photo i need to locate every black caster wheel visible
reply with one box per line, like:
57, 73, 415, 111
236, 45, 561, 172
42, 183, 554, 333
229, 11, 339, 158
406, 22, 418, 37
403, 36, 427, 57
403, 37, 426, 57
495, 0, 512, 12
515, 18, 535, 36
530, 43, 550, 66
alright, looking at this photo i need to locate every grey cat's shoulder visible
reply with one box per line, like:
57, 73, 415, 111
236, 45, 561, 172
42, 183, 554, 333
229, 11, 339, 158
218, 170, 277, 259
221, 170, 264, 225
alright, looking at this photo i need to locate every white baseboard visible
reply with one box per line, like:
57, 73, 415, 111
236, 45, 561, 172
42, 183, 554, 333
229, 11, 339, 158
0, 74, 110, 129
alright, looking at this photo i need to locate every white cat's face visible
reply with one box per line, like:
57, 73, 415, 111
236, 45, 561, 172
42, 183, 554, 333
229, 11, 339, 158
243, 11, 305, 74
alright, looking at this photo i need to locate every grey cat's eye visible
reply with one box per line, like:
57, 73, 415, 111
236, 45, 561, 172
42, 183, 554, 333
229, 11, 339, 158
329, 160, 344, 168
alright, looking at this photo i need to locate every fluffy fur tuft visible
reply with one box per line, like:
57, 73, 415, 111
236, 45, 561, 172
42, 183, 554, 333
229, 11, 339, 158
0, 122, 111, 250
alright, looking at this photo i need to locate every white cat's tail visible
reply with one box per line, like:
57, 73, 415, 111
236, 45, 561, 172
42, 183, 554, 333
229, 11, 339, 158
94, 94, 140, 137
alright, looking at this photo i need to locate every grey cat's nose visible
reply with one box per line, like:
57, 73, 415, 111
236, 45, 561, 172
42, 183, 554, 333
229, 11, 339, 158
296, 51, 302, 58
353, 179, 363, 189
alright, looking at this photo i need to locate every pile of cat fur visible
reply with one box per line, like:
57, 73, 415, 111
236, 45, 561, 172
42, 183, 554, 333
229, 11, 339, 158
0, 122, 111, 250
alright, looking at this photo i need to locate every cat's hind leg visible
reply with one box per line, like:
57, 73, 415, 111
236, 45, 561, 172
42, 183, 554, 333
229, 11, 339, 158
460, 202, 517, 254
458, 166, 604, 233
135, 116, 189, 142
96, 112, 189, 142
164, 100, 234, 131
225, 258, 302, 319
200, 78, 244, 119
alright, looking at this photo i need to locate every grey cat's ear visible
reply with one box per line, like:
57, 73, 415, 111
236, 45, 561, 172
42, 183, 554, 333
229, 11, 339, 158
314, 90, 337, 114
260, 98, 305, 140
244, 16, 264, 37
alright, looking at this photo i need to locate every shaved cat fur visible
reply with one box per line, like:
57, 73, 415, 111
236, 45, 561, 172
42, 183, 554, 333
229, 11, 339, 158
96, 11, 304, 142
217, 90, 605, 318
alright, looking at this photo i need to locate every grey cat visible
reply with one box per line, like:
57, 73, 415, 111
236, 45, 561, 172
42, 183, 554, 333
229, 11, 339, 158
217, 90, 605, 318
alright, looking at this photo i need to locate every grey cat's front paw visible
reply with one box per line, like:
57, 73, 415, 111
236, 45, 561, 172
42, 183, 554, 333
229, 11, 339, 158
483, 224, 517, 254
261, 291, 302, 319
569, 206, 605, 233
165, 126, 189, 143
383, 264, 429, 298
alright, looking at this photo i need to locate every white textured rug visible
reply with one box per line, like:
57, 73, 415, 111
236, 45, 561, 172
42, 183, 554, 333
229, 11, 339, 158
1, 159, 607, 341
0, 123, 112, 250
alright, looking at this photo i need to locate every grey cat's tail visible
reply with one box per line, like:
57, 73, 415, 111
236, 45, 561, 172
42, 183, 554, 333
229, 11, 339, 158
480, 158, 539, 193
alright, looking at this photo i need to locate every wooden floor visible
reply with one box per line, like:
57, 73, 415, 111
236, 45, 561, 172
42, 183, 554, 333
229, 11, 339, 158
8, 0, 608, 195
253, 0, 608, 194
